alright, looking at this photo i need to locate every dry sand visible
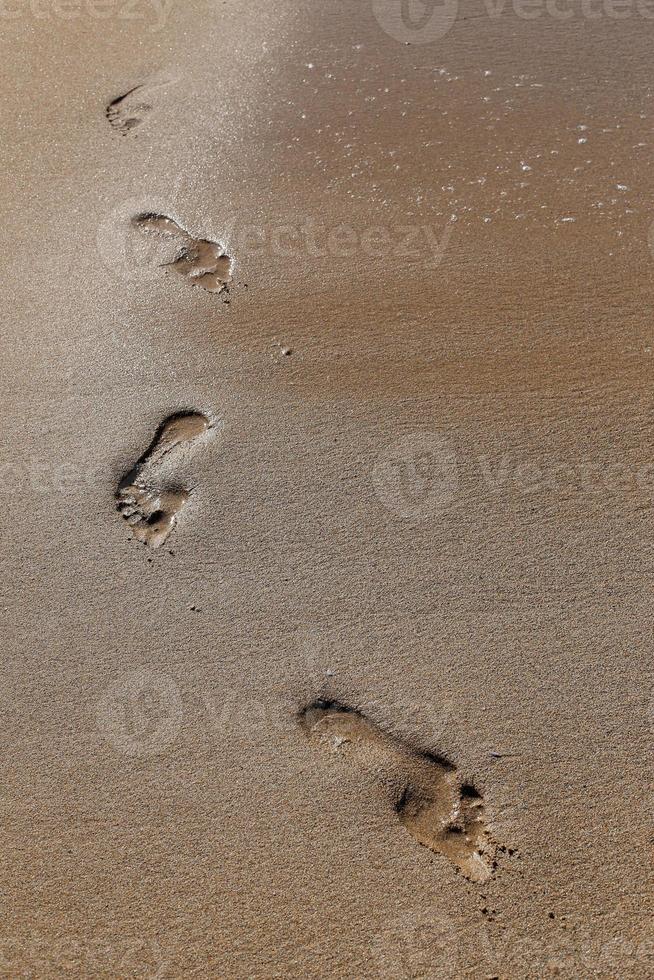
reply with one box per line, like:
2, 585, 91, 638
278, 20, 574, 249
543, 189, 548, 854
1, 1, 653, 977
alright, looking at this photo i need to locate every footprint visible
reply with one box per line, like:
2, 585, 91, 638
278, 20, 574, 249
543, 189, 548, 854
106, 85, 152, 133
300, 701, 496, 882
116, 412, 212, 549
132, 214, 233, 295
106, 73, 176, 134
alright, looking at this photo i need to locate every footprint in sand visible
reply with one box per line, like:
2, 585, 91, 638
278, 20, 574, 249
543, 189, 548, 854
132, 214, 233, 295
106, 73, 176, 134
300, 701, 496, 882
116, 412, 212, 549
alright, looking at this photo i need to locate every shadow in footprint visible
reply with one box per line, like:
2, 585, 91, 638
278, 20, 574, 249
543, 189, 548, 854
116, 412, 213, 549
132, 214, 233, 295
106, 72, 177, 134
300, 700, 497, 882
106, 86, 152, 134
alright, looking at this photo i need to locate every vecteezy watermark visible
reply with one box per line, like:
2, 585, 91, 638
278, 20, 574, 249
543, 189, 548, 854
478, 452, 654, 496
220, 216, 454, 269
0, 458, 105, 494
0, 0, 174, 31
201, 688, 298, 736
97, 197, 172, 285
372, 432, 460, 520
96, 669, 183, 757
201, 632, 338, 738
97, 206, 453, 282
115, 939, 168, 978
372, 0, 459, 43
198, 628, 452, 742
0, 932, 168, 978
388, 693, 456, 741
372, 0, 654, 44
370, 912, 653, 978
479, 926, 654, 976
371, 910, 460, 979
372, 433, 653, 519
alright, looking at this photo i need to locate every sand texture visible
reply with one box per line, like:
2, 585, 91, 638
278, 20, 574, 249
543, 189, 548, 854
0, 1, 652, 977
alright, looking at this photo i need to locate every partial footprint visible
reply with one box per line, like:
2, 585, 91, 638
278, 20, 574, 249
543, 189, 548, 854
106, 73, 176, 134
133, 214, 233, 295
116, 412, 212, 549
300, 701, 496, 882
106, 85, 152, 134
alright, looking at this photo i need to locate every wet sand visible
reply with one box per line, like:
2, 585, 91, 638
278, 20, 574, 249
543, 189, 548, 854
1, 1, 652, 977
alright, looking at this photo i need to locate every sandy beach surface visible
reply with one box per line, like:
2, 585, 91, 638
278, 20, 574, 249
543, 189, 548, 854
1, 1, 653, 976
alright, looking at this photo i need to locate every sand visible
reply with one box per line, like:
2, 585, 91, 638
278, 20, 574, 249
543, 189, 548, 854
1, 1, 652, 977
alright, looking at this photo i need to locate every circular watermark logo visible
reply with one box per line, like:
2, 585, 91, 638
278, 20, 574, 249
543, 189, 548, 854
391, 694, 456, 741
115, 939, 168, 978
372, 0, 459, 44
372, 431, 459, 519
371, 909, 459, 978
96, 197, 174, 285
96, 669, 183, 757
